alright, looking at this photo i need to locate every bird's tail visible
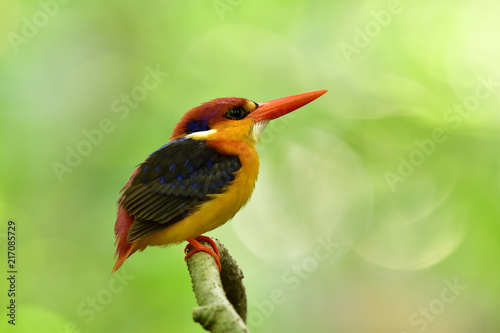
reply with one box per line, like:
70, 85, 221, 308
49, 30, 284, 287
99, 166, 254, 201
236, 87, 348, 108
112, 204, 134, 272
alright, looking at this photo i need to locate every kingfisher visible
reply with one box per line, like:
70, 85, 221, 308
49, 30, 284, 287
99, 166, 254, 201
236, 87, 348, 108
112, 89, 327, 272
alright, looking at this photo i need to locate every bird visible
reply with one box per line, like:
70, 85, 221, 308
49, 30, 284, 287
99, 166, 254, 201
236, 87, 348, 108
112, 89, 327, 272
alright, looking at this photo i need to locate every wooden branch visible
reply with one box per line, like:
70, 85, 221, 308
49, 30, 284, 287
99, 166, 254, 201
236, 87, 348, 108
186, 238, 249, 332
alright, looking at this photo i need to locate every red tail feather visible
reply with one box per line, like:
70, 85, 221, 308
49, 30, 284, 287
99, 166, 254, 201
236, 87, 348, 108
112, 204, 134, 272
112, 169, 138, 272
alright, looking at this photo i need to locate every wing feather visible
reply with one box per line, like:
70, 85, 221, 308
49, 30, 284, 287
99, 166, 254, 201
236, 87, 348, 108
120, 139, 241, 242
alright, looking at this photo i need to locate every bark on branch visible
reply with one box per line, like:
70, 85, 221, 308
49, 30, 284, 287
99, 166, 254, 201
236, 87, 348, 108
186, 238, 249, 332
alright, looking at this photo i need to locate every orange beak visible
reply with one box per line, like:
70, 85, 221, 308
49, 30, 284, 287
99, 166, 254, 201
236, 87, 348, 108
249, 89, 328, 122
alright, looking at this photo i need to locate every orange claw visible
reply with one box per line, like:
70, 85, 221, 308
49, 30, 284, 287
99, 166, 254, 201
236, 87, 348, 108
184, 236, 221, 271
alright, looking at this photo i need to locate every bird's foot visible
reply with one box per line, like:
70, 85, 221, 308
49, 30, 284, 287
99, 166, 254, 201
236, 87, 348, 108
184, 236, 221, 272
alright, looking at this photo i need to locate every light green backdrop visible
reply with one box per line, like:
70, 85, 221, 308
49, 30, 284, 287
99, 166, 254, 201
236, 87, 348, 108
1, 0, 499, 332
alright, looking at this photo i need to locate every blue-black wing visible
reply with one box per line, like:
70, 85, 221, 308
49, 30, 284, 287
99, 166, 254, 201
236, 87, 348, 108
121, 138, 241, 242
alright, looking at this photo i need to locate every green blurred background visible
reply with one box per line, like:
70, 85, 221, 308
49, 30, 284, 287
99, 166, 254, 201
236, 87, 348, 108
1, 0, 499, 332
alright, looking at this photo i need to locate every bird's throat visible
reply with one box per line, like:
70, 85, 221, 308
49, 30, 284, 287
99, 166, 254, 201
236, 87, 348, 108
250, 120, 269, 145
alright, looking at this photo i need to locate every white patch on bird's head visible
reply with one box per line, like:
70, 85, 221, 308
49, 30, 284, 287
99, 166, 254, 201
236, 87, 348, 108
250, 120, 269, 145
185, 129, 218, 140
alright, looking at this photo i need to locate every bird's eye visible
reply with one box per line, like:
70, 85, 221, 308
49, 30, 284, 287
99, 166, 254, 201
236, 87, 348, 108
224, 106, 248, 120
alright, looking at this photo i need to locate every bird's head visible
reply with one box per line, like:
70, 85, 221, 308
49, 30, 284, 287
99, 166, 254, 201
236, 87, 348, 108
170, 89, 327, 146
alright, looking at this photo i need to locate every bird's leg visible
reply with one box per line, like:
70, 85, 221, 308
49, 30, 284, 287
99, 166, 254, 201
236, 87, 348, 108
184, 236, 221, 272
